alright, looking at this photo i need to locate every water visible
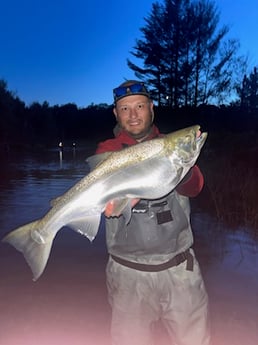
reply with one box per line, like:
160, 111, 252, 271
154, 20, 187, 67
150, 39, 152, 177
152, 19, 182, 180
0, 147, 111, 345
0, 148, 90, 236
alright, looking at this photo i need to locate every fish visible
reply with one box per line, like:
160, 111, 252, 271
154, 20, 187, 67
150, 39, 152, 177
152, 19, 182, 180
2, 125, 207, 281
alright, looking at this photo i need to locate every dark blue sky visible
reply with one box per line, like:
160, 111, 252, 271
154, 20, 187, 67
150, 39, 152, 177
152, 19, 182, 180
1, 0, 257, 107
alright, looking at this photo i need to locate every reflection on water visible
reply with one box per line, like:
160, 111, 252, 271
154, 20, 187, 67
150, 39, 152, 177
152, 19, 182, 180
192, 213, 258, 270
0, 148, 91, 236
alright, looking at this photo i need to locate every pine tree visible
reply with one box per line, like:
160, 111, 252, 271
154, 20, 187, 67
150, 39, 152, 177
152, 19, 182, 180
127, 0, 246, 107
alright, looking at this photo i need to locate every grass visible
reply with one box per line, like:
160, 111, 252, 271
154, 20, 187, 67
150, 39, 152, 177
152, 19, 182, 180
192, 130, 258, 239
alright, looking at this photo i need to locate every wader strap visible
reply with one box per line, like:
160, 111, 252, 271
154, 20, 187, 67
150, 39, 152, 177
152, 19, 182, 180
111, 249, 193, 272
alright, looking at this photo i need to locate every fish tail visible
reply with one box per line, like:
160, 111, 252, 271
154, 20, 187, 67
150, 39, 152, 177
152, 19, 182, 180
2, 220, 55, 281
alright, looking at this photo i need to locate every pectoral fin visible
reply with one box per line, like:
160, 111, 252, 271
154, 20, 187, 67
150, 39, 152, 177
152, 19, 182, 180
67, 214, 101, 241
105, 197, 132, 224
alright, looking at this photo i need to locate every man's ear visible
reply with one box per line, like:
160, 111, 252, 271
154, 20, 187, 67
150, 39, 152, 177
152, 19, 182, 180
150, 102, 154, 122
113, 106, 118, 119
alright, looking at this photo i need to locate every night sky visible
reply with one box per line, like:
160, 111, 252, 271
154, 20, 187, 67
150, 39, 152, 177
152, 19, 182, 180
1, 0, 257, 107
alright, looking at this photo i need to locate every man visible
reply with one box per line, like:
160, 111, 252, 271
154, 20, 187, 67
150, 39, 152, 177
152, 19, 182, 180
96, 80, 210, 345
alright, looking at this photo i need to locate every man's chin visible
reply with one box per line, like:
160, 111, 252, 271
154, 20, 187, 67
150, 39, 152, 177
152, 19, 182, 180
125, 128, 151, 141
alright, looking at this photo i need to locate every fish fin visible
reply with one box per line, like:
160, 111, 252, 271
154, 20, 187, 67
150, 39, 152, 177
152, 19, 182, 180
107, 197, 129, 215
86, 152, 113, 170
106, 197, 132, 224
2, 220, 55, 281
67, 214, 101, 242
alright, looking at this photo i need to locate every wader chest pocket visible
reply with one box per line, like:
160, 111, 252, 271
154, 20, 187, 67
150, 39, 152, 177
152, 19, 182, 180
156, 210, 173, 224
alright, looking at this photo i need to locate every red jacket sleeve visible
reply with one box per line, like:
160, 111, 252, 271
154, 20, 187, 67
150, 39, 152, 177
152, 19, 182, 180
176, 165, 204, 197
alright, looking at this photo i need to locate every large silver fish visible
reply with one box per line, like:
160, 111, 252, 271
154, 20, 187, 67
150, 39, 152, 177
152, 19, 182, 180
2, 125, 207, 280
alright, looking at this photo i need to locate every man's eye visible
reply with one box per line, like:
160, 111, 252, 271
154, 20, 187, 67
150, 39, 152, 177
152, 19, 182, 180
120, 106, 128, 112
136, 103, 145, 110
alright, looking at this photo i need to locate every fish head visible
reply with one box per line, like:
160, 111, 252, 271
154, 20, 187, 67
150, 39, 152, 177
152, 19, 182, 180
164, 125, 207, 167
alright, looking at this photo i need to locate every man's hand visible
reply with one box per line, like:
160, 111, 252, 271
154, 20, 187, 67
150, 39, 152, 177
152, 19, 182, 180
104, 198, 140, 217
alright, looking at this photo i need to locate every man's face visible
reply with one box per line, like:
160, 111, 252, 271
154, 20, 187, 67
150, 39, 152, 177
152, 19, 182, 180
113, 95, 154, 140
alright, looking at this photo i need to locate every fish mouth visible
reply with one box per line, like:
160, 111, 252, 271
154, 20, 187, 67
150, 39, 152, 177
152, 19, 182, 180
196, 129, 208, 146
193, 125, 207, 146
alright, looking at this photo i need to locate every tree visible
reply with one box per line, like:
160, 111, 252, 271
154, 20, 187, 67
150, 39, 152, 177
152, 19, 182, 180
238, 67, 258, 112
127, 2, 167, 105
0, 79, 26, 143
127, 0, 246, 107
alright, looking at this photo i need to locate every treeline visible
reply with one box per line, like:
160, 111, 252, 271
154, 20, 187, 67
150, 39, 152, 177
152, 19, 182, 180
0, 79, 115, 148
0, 75, 257, 150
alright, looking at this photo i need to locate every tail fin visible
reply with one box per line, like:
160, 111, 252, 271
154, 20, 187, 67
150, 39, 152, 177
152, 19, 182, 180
2, 220, 55, 281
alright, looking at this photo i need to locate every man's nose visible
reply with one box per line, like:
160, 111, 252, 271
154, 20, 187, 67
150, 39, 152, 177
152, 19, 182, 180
128, 107, 138, 118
